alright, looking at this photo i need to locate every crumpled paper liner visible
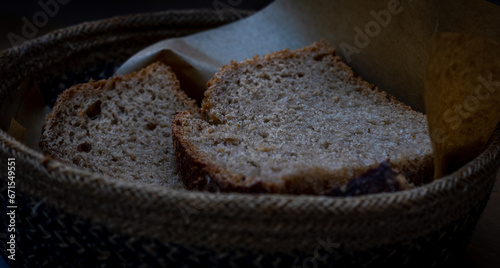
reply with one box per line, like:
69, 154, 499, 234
425, 33, 500, 179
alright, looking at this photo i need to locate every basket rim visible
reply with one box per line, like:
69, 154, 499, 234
0, 8, 254, 56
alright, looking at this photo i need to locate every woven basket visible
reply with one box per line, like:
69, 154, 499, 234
1, 9, 499, 268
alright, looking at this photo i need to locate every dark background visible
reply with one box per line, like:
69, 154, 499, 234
0, 0, 274, 51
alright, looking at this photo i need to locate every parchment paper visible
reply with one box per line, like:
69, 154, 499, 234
425, 33, 500, 178
117, 0, 500, 112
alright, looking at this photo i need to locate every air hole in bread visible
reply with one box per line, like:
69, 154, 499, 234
86, 100, 102, 120
77, 142, 92, 153
313, 53, 329, 61
145, 122, 157, 131
118, 105, 125, 113
323, 141, 331, 149
247, 160, 259, 167
257, 72, 271, 80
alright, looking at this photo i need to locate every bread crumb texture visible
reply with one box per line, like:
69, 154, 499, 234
40, 62, 197, 189
173, 41, 433, 194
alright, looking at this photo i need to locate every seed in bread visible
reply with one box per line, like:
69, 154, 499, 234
325, 160, 410, 197
172, 41, 433, 195
40, 62, 198, 189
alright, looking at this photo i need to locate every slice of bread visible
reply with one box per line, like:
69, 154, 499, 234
40, 62, 198, 189
172, 41, 433, 195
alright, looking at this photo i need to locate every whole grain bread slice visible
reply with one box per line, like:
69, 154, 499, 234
172, 41, 433, 195
40, 62, 198, 189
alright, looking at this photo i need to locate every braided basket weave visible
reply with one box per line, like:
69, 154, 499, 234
1, 9, 499, 268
